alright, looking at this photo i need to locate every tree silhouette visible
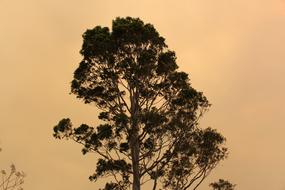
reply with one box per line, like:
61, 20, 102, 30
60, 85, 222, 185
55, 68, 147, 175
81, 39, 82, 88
0, 165, 25, 190
53, 17, 228, 190
0, 149, 25, 190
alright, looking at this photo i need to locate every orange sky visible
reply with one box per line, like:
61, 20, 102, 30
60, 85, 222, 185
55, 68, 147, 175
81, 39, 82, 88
1, 0, 285, 189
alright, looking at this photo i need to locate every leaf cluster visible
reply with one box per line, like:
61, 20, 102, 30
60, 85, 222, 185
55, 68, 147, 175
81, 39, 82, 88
210, 179, 236, 190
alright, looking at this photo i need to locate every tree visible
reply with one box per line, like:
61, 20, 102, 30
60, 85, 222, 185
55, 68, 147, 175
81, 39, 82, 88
0, 149, 25, 190
210, 179, 236, 190
53, 17, 228, 190
0, 165, 25, 190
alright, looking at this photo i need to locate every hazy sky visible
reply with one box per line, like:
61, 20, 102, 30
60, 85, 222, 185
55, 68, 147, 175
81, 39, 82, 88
1, 0, 285, 189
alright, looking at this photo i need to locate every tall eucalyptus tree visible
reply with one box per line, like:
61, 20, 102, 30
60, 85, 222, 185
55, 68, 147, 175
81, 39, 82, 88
54, 17, 228, 190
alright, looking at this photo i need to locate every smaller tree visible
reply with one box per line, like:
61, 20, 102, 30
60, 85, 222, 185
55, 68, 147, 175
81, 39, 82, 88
0, 148, 25, 190
210, 179, 236, 190
0, 164, 25, 190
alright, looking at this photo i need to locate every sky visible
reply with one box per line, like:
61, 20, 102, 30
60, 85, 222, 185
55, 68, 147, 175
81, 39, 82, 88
0, 0, 285, 189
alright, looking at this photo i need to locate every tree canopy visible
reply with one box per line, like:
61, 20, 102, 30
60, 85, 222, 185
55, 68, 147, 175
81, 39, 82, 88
53, 17, 228, 190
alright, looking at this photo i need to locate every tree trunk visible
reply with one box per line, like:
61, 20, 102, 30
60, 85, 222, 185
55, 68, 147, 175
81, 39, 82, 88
130, 88, 141, 190
131, 133, 140, 190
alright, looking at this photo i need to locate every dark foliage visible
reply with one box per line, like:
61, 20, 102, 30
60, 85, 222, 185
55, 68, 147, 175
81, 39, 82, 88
210, 179, 236, 190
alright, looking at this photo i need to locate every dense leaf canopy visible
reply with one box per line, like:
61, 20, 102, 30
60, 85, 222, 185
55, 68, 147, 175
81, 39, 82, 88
54, 17, 227, 190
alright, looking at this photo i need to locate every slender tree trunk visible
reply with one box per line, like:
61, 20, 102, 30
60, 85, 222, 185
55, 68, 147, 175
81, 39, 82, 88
130, 88, 141, 190
130, 132, 140, 190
